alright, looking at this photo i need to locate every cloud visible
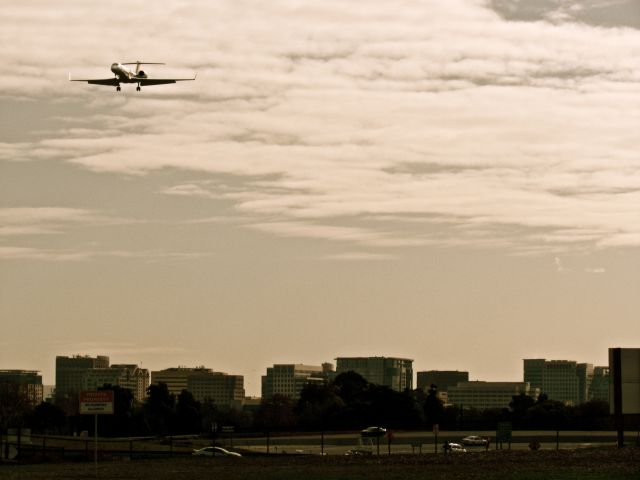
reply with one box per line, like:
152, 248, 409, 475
0, 246, 208, 262
323, 251, 398, 261
584, 267, 606, 274
246, 221, 427, 247
0, 207, 132, 237
2, 1, 640, 254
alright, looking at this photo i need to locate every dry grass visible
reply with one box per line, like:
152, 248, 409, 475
1, 447, 638, 480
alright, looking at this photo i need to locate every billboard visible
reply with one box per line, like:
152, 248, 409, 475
609, 348, 640, 415
79, 390, 114, 415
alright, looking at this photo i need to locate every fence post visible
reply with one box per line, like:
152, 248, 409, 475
42, 435, 46, 460
169, 436, 173, 458
129, 439, 133, 461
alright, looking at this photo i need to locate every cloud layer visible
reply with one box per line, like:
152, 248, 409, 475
1, 0, 639, 257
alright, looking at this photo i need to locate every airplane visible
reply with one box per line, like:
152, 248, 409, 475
69, 61, 196, 91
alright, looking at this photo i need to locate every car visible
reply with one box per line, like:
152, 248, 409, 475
444, 442, 467, 453
361, 426, 387, 437
192, 446, 242, 457
345, 448, 373, 456
462, 435, 489, 446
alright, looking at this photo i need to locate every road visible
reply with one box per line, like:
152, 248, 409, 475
216, 430, 634, 455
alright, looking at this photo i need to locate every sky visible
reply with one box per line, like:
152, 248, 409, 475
1, 0, 639, 396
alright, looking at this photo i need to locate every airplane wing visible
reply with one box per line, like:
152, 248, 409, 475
140, 77, 196, 86
69, 77, 120, 86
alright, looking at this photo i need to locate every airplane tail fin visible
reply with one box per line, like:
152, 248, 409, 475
122, 61, 165, 74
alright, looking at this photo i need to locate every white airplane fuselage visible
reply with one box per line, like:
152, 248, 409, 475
110, 63, 146, 83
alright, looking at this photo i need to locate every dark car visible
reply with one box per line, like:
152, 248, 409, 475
361, 426, 387, 437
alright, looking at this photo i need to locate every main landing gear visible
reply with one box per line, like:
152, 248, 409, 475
116, 85, 121, 92
136, 84, 141, 92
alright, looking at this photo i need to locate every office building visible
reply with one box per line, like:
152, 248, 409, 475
151, 367, 245, 408
590, 366, 610, 402
416, 370, 469, 393
0, 370, 44, 406
336, 357, 413, 392
261, 364, 330, 400
55, 355, 109, 398
576, 363, 594, 404
186, 369, 245, 408
151, 367, 192, 395
447, 381, 536, 410
82, 364, 150, 401
524, 359, 590, 405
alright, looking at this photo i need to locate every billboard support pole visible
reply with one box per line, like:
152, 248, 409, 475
94, 414, 98, 478
612, 348, 624, 448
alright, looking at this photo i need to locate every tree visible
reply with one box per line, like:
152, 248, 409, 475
333, 371, 369, 404
423, 384, 444, 428
526, 394, 568, 430
366, 385, 423, 429
295, 383, 344, 430
26, 402, 66, 434
175, 390, 201, 434
98, 385, 135, 436
510, 392, 536, 427
144, 383, 175, 435
254, 394, 296, 430
0, 383, 31, 430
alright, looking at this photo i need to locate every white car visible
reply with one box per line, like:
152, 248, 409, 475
462, 435, 488, 446
345, 448, 373, 456
192, 446, 242, 457
446, 442, 467, 453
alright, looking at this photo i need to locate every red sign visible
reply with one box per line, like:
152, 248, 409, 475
79, 390, 114, 415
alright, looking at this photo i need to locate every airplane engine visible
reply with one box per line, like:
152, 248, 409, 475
137, 70, 147, 78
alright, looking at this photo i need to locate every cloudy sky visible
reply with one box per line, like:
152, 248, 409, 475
1, 0, 639, 395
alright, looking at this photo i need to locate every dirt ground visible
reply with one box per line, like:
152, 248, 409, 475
1, 447, 638, 480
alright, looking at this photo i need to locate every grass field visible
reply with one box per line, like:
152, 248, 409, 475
1, 447, 638, 480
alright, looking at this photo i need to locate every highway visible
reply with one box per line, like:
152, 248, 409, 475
218, 430, 634, 455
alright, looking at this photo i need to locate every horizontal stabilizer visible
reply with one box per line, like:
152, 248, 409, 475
140, 76, 196, 86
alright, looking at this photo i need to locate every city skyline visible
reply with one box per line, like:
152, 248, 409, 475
6, 352, 611, 399
1, 1, 639, 398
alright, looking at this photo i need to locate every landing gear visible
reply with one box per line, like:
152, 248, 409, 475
116, 86, 121, 92
136, 84, 141, 92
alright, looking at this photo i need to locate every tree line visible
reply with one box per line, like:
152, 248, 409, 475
0, 372, 612, 437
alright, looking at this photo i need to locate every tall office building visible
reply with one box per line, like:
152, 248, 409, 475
447, 381, 536, 410
0, 370, 44, 406
590, 366, 610, 402
82, 364, 150, 401
576, 363, 594, 404
55, 355, 109, 398
524, 358, 591, 405
261, 364, 330, 400
416, 370, 469, 392
335, 357, 413, 392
